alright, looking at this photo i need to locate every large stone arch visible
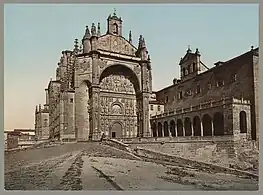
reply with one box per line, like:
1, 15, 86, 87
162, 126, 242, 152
99, 63, 146, 138
109, 121, 123, 138
99, 64, 141, 94
163, 121, 169, 137
202, 114, 212, 136
213, 112, 224, 136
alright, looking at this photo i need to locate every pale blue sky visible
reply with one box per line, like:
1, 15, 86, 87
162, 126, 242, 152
4, 4, 258, 130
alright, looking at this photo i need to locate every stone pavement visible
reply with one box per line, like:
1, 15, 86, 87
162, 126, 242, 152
4, 142, 258, 190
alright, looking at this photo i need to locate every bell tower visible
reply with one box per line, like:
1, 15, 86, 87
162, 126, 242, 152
107, 9, 122, 36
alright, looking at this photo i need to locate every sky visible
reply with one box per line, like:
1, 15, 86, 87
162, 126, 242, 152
4, 4, 259, 130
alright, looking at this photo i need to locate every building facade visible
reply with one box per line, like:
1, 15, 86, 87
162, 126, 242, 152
35, 11, 154, 141
34, 11, 259, 145
151, 47, 259, 144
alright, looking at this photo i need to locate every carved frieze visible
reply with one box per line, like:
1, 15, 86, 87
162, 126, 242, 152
100, 74, 135, 94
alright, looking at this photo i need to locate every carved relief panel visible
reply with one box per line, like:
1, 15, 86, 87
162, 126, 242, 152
100, 74, 136, 94
78, 57, 92, 74
98, 35, 136, 56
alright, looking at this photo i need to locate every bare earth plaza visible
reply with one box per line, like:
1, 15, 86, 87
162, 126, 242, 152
4, 8, 259, 190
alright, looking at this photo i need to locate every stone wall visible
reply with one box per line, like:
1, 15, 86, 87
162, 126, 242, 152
122, 136, 258, 171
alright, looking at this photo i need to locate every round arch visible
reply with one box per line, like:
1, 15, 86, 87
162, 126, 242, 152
202, 114, 212, 136
239, 111, 247, 133
177, 119, 183, 136
99, 64, 141, 94
184, 117, 192, 136
163, 121, 169, 137
170, 120, 176, 137
193, 116, 201, 136
109, 121, 123, 138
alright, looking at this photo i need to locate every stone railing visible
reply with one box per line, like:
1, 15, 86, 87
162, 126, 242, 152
151, 97, 250, 119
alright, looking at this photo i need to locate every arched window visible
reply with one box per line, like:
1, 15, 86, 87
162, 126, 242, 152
240, 111, 247, 133
113, 23, 118, 34
44, 119, 48, 127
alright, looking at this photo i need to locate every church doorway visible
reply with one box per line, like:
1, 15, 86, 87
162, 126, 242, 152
110, 122, 122, 138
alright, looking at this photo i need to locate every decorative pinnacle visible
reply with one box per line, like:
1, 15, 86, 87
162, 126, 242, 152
129, 30, 132, 43
251, 45, 254, 50
83, 26, 91, 40
91, 23, 96, 36
97, 22, 101, 36
113, 8, 116, 16
74, 38, 79, 50
147, 54, 151, 61
138, 35, 143, 48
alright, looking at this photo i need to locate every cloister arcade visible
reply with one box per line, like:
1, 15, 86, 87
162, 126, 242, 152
151, 110, 248, 137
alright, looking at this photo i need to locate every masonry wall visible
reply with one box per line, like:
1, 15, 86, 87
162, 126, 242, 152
61, 91, 76, 140
40, 112, 49, 139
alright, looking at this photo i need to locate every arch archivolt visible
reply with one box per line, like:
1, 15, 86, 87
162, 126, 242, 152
99, 62, 141, 92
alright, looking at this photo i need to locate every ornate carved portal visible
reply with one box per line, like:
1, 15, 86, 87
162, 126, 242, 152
99, 73, 138, 138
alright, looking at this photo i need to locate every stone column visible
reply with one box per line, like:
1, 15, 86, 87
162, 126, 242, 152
200, 121, 204, 136
142, 93, 150, 137
182, 124, 185, 136
90, 51, 101, 141
168, 124, 172, 137
90, 85, 100, 141
191, 122, 194, 136
211, 121, 214, 136
175, 123, 178, 137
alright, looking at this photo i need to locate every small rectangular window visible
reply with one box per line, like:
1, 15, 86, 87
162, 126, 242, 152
150, 105, 153, 111
196, 85, 201, 94
166, 96, 168, 103
158, 105, 161, 111
70, 98, 73, 103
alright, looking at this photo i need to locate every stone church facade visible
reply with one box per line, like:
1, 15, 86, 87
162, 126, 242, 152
35, 12, 154, 141
35, 11, 259, 146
